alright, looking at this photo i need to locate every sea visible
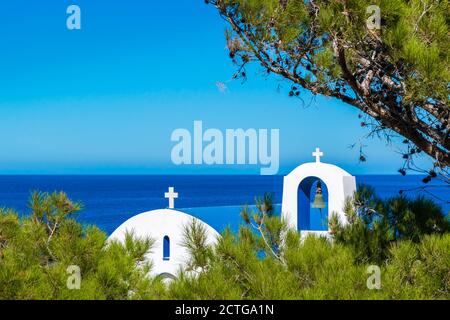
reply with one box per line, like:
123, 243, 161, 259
0, 175, 448, 235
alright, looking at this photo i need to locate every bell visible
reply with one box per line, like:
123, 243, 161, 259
311, 181, 326, 209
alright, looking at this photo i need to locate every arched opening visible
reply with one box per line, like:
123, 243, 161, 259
157, 272, 176, 284
163, 236, 170, 260
158, 272, 176, 280
297, 177, 329, 231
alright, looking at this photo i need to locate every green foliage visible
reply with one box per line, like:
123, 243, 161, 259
0, 192, 165, 300
216, 0, 449, 103
240, 193, 287, 262
1, 190, 449, 300
181, 218, 216, 272
166, 190, 449, 300
211, 0, 450, 166
167, 226, 449, 300
330, 185, 450, 264
383, 234, 450, 299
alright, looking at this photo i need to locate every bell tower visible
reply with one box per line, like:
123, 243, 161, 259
281, 148, 357, 238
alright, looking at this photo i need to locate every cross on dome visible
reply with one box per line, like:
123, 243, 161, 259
312, 147, 324, 163
165, 187, 178, 209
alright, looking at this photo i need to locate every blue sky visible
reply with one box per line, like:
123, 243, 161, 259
0, 0, 432, 174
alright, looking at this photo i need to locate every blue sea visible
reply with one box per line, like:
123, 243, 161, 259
0, 175, 448, 234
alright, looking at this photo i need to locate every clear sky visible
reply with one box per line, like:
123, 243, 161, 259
0, 0, 432, 175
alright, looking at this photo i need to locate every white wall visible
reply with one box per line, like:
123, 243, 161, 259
281, 162, 356, 233
108, 209, 220, 277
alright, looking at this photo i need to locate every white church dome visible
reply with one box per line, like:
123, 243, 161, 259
108, 208, 220, 278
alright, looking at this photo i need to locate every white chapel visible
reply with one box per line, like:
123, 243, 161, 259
109, 148, 357, 277
108, 187, 220, 279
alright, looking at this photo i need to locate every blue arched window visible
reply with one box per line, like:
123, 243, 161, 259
163, 236, 170, 260
297, 177, 329, 231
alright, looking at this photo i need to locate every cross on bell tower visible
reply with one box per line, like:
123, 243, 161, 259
312, 147, 324, 163
165, 187, 178, 209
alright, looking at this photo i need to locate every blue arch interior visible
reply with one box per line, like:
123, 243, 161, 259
297, 177, 329, 231
163, 235, 170, 260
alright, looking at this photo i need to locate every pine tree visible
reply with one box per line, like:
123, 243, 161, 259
1, 191, 449, 299
208, 0, 449, 170
0, 192, 165, 300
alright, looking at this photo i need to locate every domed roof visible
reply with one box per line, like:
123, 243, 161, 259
109, 209, 220, 241
108, 208, 220, 277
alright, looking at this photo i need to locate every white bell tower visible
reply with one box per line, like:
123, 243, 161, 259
281, 148, 357, 238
